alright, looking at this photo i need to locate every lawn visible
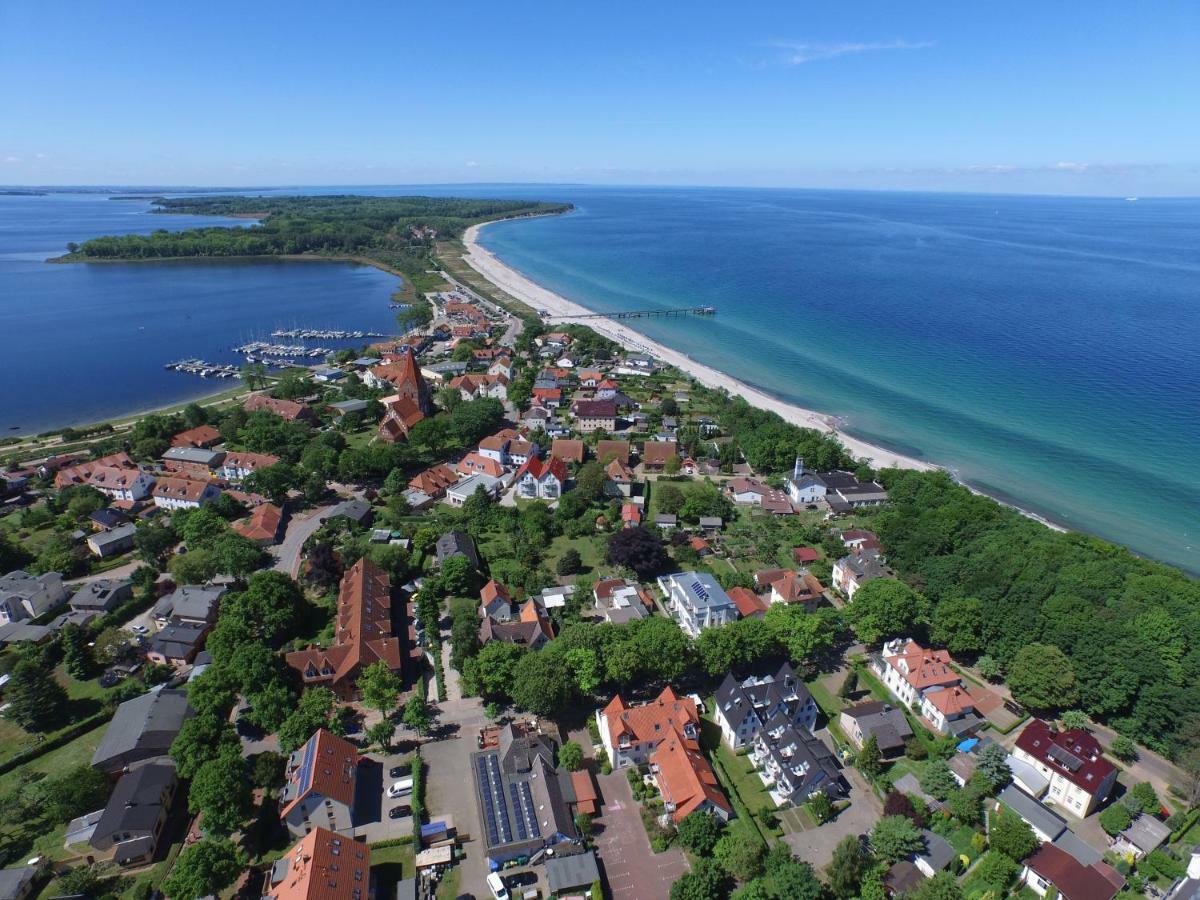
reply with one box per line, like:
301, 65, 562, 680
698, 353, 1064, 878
543, 533, 606, 574
371, 842, 416, 896
0, 721, 109, 793
713, 743, 776, 817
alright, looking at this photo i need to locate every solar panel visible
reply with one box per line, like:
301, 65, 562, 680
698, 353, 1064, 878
520, 782, 541, 837
1047, 744, 1083, 772
509, 784, 527, 840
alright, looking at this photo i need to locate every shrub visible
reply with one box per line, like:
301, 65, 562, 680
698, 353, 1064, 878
1100, 803, 1132, 836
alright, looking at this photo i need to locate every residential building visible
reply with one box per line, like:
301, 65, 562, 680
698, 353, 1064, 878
0, 570, 68, 624
841, 529, 882, 552
522, 406, 551, 430
872, 638, 981, 736
1113, 814, 1170, 860
767, 570, 826, 611
604, 457, 635, 497
726, 477, 794, 515
1012, 719, 1118, 817
728, 586, 768, 619
750, 713, 846, 806
819, 470, 890, 513
91, 686, 193, 775
285, 558, 405, 701
264, 828, 371, 900
86, 523, 137, 558
153, 584, 225, 627
654, 513, 677, 530
161, 446, 226, 473
0, 865, 39, 900
70, 578, 133, 617
456, 452, 505, 479
712, 663, 817, 749
641, 441, 678, 471
913, 830, 956, 879
408, 463, 458, 498
449, 372, 509, 401
233, 502, 284, 545
324, 499, 373, 526
244, 393, 318, 424
572, 399, 617, 433
596, 687, 732, 823
146, 621, 208, 665
596, 439, 631, 465
784, 458, 827, 506
1020, 843, 1121, 900
88, 760, 178, 866
620, 502, 642, 528
479, 580, 513, 621
998, 784, 1069, 843
480, 599, 554, 650
839, 701, 915, 757
550, 438, 585, 464
219, 450, 281, 480
444, 473, 503, 506
83, 466, 157, 501
514, 455, 566, 500
657, 572, 737, 637
151, 475, 220, 510
54, 452, 140, 490
594, 578, 652, 624
280, 729, 361, 837
435, 531, 480, 569
832, 548, 895, 600
89, 508, 129, 531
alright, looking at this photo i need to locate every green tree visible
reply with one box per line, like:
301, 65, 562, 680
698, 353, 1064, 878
189, 751, 253, 836
838, 668, 859, 699
1060, 710, 1090, 730
574, 461, 606, 502
35, 765, 109, 823
277, 687, 338, 753
368, 720, 396, 752
870, 815, 925, 863
1007, 643, 1080, 711
826, 834, 872, 899
929, 596, 984, 654
402, 696, 433, 736
61, 622, 95, 679
845, 579, 928, 644
161, 838, 245, 900
975, 742, 1012, 792
715, 822, 767, 882
856, 736, 884, 781
3, 659, 68, 732
358, 660, 403, 716
1111, 735, 1138, 762
1099, 803, 1133, 835
556, 548, 583, 576
807, 791, 833, 824
558, 741, 585, 772
511, 651, 575, 716
920, 760, 959, 801
988, 809, 1038, 860
171, 714, 241, 780
654, 483, 685, 515
606, 526, 668, 578
1128, 781, 1161, 814
975, 655, 1003, 682
56, 864, 113, 898
670, 858, 729, 900
462, 641, 526, 700
251, 752, 286, 790
677, 811, 724, 855
906, 871, 964, 900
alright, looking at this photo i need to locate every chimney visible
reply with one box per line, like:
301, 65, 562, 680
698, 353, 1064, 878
794, 457, 804, 478
1189, 852, 1200, 880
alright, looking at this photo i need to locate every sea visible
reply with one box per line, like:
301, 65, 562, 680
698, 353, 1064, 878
1, 186, 1197, 573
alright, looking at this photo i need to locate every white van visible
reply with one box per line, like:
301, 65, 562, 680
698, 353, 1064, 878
386, 777, 414, 798
486, 873, 510, 900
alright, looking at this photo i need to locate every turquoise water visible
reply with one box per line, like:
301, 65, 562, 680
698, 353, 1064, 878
474, 187, 1200, 573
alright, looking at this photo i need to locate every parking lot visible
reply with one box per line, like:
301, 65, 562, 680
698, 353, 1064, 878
352, 749, 419, 844
592, 771, 689, 900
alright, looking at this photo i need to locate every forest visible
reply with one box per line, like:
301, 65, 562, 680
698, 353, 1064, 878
62, 194, 570, 264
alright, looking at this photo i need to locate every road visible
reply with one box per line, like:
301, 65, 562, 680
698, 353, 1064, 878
435, 269, 523, 347
271, 503, 335, 577
66, 559, 143, 586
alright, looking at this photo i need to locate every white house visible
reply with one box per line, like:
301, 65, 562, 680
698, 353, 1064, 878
444, 473, 503, 507
1012, 719, 1117, 818
151, 476, 221, 510
85, 466, 156, 502
832, 549, 894, 601
712, 663, 817, 749
513, 456, 566, 500
657, 572, 737, 637
784, 458, 827, 506
0, 570, 69, 624
871, 638, 979, 735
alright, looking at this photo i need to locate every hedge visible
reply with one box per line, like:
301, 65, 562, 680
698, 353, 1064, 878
411, 755, 425, 843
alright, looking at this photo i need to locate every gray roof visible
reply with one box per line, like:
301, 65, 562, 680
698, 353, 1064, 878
837, 549, 893, 581
654, 514, 677, 525
715, 662, 812, 731
999, 784, 1067, 840
71, 578, 132, 612
154, 584, 224, 621
147, 621, 207, 659
328, 399, 369, 413
698, 516, 723, 528
0, 866, 38, 900
326, 499, 373, 524
436, 531, 480, 568
755, 712, 846, 802
842, 701, 913, 752
92, 687, 193, 770
0, 622, 52, 645
1120, 814, 1171, 854
88, 523, 138, 551
162, 446, 225, 467
1053, 828, 1103, 866
545, 851, 600, 892
91, 759, 176, 848
917, 829, 956, 872
1007, 753, 1050, 796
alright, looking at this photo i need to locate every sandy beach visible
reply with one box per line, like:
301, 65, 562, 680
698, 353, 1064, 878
462, 221, 937, 473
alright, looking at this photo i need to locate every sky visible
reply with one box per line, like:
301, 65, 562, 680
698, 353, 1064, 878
2, 1, 1198, 195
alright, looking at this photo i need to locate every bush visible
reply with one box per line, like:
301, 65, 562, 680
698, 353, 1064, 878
904, 738, 928, 761
1100, 803, 1132, 836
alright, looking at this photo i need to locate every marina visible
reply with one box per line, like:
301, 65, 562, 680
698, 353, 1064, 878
270, 328, 387, 339
163, 359, 242, 378
233, 341, 333, 358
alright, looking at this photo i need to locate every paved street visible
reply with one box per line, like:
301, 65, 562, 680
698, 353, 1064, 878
783, 765, 880, 871
592, 771, 689, 900
271, 502, 333, 576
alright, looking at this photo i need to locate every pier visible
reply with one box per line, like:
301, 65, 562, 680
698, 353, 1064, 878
270, 328, 387, 339
540, 305, 716, 321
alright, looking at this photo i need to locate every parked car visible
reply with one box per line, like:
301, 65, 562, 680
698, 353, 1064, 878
486, 873, 510, 900
386, 777, 414, 798
130, 624, 149, 635
504, 872, 537, 888
389, 765, 408, 779
388, 805, 411, 819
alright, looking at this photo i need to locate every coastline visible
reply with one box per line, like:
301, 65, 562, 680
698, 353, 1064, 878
462, 221, 936, 473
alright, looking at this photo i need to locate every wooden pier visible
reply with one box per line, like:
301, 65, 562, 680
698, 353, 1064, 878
541, 305, 715, 321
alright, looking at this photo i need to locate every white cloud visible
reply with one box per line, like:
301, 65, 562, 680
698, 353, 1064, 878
465, 160, 479, 168
1054, 161, 1090, 172
3, 156, 21, 164
773, 39, 935, 66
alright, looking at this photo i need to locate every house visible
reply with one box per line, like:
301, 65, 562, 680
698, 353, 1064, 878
1012, 719, 1117, 817
54, 452, 140, 490
408, 463, 458, 498
244, 393, 318, 424
310, 364, 346, 383
472, 722, 580, 865
712, 662, 817, 749
70, 578, 133, 617
750, 713, 846, 806
654, 513, 678, 530
593, 578, 651, 624
597, 687, 731, 823
657, 572, 737, 637
91, 686, 193, 775
86, 523, 138, 558
998, 783, 1069, 843
444, 473, 503, 507
435, 530, 480, 569
726, 477, 794, 514
545, 851, 601, 897
532, 386, 563, 407
688, 536, 712, 556
832, 549, 894, 600
572, 399, 617, 433
480, 599, 554, 650
449, 373, 509, 401
641, 441, 678, 471
785, 458, 827, 506
80, 466, 156, 502
88, 759, 178, 866
89, 508, 129, 531
362, 349, 431, 413
324, 499, 373, 526
1020, 843, 1121, 900
948, 751, 978, 787
596, 379, 620, 400
456, 452, 505, 479
767, 570, 826, 611
819, 470, 890, 513
514, 455, 567, 500
839, 701, 915, 757
872, 638, 981, 736
161, 446, 226, 474
604, 458, 636, 497
728, 586, 768, 619
522, 406, 551, 430
550, 438, 585, 465
698, 516, 723, 532
326, 399, 370, 419
153, 584, 225, 627
793, 547, 821, 565
479, 580, 514, 621
0, 570, 68, 624
264, 828, 371, 900
285, 558, 405, 701
913, 829, 956, 878
1113, 814, 1171, 860
841, 529, 882, 552
151, 475, 220, 510
233, 502, 284, 545
146, 621, 209, 665
219, 451, 281, 480
377, 394, 426, 443
280, 729, 361, 837
596, 439, 632, 465
0, 865, 40, 900
621, 502, 642, 528
488, 356, 513, 380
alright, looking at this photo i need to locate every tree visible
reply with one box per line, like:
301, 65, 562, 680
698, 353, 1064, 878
807, 790, 834, 823
606, 526, 668, 578
1060, 710, 1090, 731
839, 668, 859, 699
171, 714, 241, 780
655, 483, 685, 515
358, 661, 403, 716
920, 760, 959, 801
511, 651, 575, 716
975, 742, 1012, 792
402, 696, 433, 736
906, 871, 964, 900
189, 751, 253, 835
870, 815, 925, 863
1099, 802, 1133, 835
558, 741, 585, 772
440, 554, 475, 596
574, 812, 594, 844
1007, 644, 1080, 711
277, 687, 338, 753
975, 655, 1003, 682
61, 622, 95, 679
1111, 735, 1138, 762
1128, 781, 1161, 815
575, 461, 606, 502
826, 834, 872, 899
971, 851, 1018, 890
251, 752, 286, 790
35, 765, 109, 823
715, 823, 767, 882
556, 548, 583, 576
677, 811, 724, 855
761, 846, 825, 900
883, 791, 924, 827
856, 736, 883, 781
845, 579, 928, 644
930, 596, 984, 655
3, 659, 68, 732
462, 641, 526, 700
161, 839, 245, 900
368, 720, 396, 752
989, 810, 1038, 860
57, 864, 113, 898
670, 858, 729, 900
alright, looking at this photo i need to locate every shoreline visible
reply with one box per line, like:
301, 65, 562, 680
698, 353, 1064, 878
462, 220, 1072, 534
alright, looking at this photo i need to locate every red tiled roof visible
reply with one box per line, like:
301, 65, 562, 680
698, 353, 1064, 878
887, 640, 960, 690
480, 580, 512, 607
925, 686, 975, 716
171, 425, 222, 448
1024, 843, 1119, 900
1015, 719, 1116, 796
514, 455, 567, 485
265, 828, 371, 900
224, 451, 281, 472
596, 440, 631, 465
602, 686, 698, 748
408, 464, 458, 497
153, 475, 214, 502
573, 399, 617, 418
571, 770, 599, 816
233, 503, 283, 543
641, 441, 678, 466
770, 571, 825, 604
456, 452, 504, 478
652, 736, 732, 822
245, 393, 314, 422
54, 452, 137, 488
550, 439, 585, 464
280, 729, 360, 819
728, 587, 768, 618
793, 547, 820, 563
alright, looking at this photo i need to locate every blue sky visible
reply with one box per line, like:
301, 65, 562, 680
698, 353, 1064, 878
2, 1, 1197, 194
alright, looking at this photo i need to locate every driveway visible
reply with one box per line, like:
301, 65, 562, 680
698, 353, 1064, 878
271, 503, 334, 577
592, 771, 689, 900
782, 765, 880, 871
353, 752, 417, 843
424, 697, 490, 898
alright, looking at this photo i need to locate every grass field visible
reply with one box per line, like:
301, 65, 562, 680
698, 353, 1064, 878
370, 842, 417, 896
